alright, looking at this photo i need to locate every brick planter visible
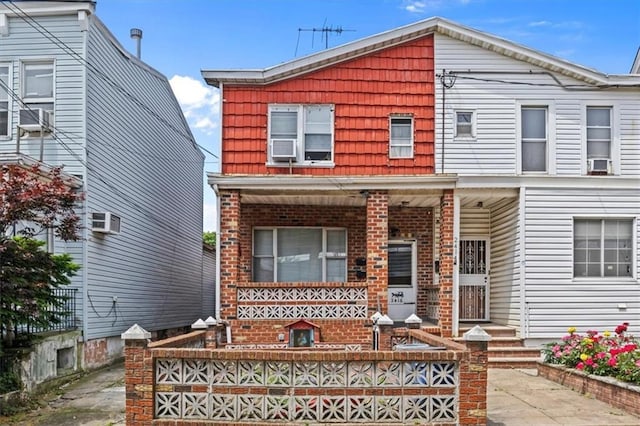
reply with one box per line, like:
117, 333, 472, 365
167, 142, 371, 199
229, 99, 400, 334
538, 362, 640, 417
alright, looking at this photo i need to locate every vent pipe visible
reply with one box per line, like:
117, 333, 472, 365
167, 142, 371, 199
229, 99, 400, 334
130, 28, 142, 59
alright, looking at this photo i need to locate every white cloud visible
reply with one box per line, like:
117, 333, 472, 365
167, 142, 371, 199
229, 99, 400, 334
169, 75, 220, 134
203, 202, 217, 232
528, 20, 551, 27
405, 1, 427, 13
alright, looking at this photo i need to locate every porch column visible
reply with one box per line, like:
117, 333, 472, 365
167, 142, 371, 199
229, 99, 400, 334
219, 190, 240, 321
439, 190, 454, 337
366, 190, 388, 316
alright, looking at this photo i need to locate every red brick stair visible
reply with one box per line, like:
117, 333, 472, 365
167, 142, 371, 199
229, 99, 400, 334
457, 324, 542, 369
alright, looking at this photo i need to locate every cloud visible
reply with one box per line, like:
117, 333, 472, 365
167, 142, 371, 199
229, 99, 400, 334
405, 1, 427, 13
203, 202, 217, 232
403, 0, 472, 14
169, 75, 220, 134
528, 20, 551, 27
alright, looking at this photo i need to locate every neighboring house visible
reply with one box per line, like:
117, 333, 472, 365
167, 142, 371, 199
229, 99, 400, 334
0, 1, 210, 369
203, 17, 639, 347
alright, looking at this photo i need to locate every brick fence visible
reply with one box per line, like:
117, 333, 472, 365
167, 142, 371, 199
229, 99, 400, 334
122, 323, 489, 425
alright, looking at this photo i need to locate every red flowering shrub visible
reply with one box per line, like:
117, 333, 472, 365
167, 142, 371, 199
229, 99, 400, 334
542, 323, 640, 385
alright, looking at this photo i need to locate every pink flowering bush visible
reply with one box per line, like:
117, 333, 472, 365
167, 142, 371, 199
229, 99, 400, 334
542, 322, 640, 385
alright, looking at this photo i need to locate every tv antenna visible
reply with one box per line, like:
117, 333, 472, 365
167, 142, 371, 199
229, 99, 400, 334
295, 21, 355, 56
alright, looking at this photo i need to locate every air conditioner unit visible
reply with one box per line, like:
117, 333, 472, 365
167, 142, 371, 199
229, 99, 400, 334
270, 138, 297, 161
91, 212, 121, 234
587, 158, 611, 175
19, 108, 51, 132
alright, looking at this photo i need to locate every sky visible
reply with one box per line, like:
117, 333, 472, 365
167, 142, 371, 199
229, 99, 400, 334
93, 0, 640, 232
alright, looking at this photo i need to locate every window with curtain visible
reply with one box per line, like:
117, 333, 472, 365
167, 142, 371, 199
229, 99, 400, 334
521, 106, 547, 172
586, 106, 611, 159
389, 116, 413, 158
455, 111, 474, 138
574, 218, 633, 278
253, 227, 347, 282
0, 65, 8, 136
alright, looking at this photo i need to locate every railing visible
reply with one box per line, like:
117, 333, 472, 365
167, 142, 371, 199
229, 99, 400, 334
10, 288, 78, 337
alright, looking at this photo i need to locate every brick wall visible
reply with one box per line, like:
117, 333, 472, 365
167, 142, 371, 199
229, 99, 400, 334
366, 191, 389, 315
439, 190, 455, 337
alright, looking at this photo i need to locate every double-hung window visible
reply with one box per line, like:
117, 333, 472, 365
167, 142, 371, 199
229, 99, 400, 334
253, 227, 347, 282
268, 104, 333, 164
0, 65, 8, 136
574, 218, 633, 278
22, 61, 54, 132
521, 106, 547, 172
455, 111, 475, 138
389, 115, 413, 158
586, 106, 612, 174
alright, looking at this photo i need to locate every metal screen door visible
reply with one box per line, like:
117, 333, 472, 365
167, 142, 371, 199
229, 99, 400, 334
459, 238, 489, 321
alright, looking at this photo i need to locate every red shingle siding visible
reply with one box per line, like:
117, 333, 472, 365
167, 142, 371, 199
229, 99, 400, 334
222, 35, 435, 175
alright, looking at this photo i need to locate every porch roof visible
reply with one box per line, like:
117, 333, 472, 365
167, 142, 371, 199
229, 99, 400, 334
0, 152, 82, 188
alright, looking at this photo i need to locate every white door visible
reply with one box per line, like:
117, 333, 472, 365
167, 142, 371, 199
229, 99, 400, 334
459, 238, 489, 321
387, 241, 417, 321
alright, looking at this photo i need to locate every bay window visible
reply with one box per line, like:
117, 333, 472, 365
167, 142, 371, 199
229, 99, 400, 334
253, 227, 347, 282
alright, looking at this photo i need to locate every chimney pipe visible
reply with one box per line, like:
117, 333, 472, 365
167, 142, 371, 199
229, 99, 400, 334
130, 28, 142, 59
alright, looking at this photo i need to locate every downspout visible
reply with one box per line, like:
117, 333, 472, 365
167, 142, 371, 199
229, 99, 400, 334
213, 183, 221, 321
79, 10, 90, 352
441, 68, 445, 174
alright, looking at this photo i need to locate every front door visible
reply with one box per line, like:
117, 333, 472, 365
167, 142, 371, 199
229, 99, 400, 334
387, 241, 417, 321
459, 238, 489, 321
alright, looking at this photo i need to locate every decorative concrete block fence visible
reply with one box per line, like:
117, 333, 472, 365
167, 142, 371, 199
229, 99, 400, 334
122, 322, 490, 425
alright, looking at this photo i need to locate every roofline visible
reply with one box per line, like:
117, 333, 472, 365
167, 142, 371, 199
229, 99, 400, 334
0, 1, 95, 16
202, 17, 640, 88
632, 46, 640, 74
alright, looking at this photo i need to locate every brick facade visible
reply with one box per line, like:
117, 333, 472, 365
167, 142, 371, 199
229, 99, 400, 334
438, 190, 455, 337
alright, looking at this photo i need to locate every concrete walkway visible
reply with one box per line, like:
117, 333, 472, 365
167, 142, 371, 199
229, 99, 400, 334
488, 368, 640, 425
4, 363, 640, 425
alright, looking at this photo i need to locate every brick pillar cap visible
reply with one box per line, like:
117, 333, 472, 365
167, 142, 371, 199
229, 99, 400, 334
463, 325, 492, 342
121, 324, 151, 340
370, 311, 382, 322
404, 314, 422, 324
377, 314, 394, 326
192, 319, 207, 329
205, 316, 218, 326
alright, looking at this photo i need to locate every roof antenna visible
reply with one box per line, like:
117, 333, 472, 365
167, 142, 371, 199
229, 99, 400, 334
295, 20, 355, 56
130, 28, 143, 59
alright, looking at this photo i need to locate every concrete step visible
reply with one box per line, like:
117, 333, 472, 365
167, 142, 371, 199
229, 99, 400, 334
489, 357, 541, 369
489, 347, 542, 359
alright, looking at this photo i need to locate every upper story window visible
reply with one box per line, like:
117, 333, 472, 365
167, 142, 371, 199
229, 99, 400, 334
521, 106, 547, 172
21, 61, 54, 133
574, 218, 633, 278
455, 110, 475, 138
268, 104, 333, 165
586, 106, 612, 174
389, 115, 413, 158
253, 227, 346, 283
0, 65, 8, 137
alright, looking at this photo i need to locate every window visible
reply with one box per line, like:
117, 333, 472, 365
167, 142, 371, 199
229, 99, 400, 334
521, 107, 547, 172
388, 243, 414, 286
268, 104, 333, 164
22, 61, 54, 131
389, 115, 413, 158
455, 111, 474, 138
574, 219, 633, 278
0, 65, 8, 136
586, 106, 611, 160
253, 227, 346, 282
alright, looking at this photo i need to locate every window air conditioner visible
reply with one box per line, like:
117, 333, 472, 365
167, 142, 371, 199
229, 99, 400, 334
91, 212, 121, 234
19, 108, 51, 132
587, 158, 611, 175
270, 139, 297, 161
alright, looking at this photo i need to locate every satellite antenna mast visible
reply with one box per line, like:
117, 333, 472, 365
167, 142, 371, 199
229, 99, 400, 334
295, 22, 355, 56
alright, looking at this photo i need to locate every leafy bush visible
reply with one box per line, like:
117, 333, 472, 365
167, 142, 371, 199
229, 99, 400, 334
542, 322, 640, 385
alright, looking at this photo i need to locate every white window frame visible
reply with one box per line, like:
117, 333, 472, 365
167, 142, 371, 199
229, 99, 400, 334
516, 101, 555, 174
454, 110, 475, 139
573, 217, 635, 279
267, 104, 334, 166
582, 102, 619, 175
0, 63, 9, 138
21, 60, 54, 134
252, 227, 347, 283
389, 114, 414, 159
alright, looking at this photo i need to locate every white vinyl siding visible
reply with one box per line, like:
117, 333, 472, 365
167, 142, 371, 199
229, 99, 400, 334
389, 115, 413, 158
523, 187, 639, 338
253, 228, 347, 283
434, 34, 639, 178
